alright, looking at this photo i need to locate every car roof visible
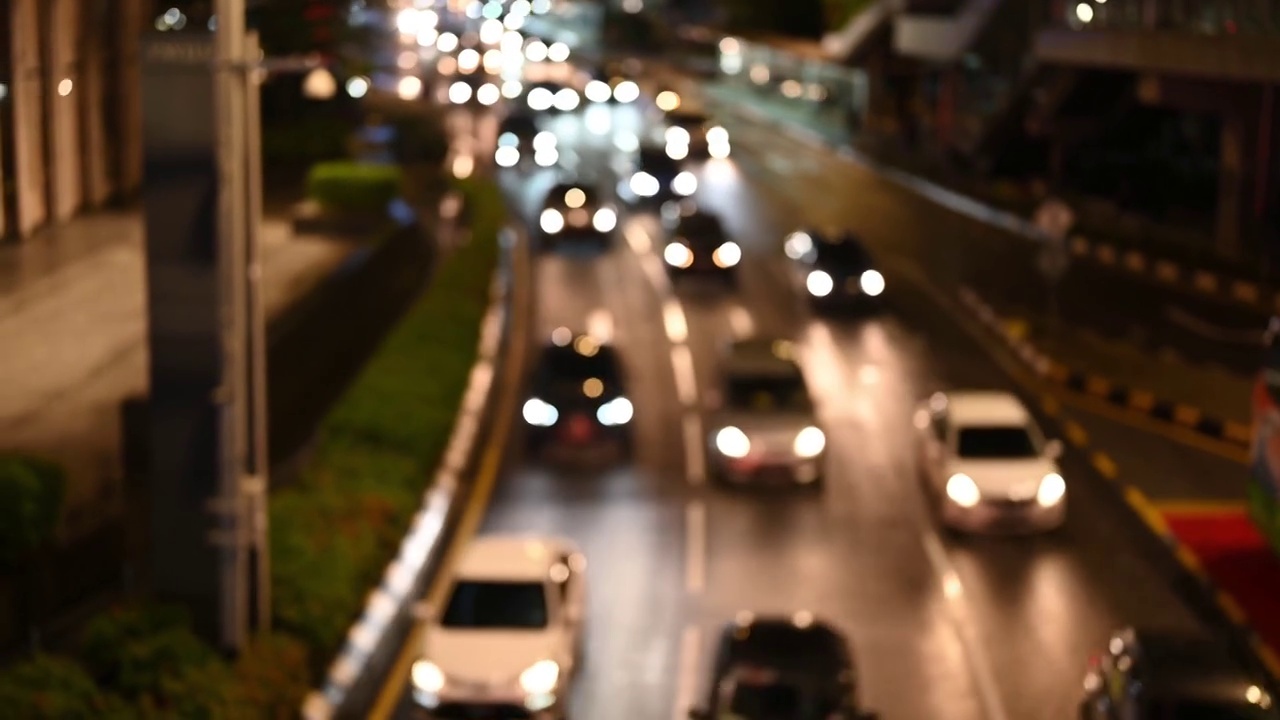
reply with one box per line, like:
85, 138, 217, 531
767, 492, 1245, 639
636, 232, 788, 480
943, 390, 1030, 426
675, 212, 724, 237
455, 535, 576, 582
668, 109, 709, 123
724, 339, 803, 379
720, 613, 850, 669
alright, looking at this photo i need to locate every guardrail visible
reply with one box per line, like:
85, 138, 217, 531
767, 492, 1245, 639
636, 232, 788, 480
300, 220, 524, 719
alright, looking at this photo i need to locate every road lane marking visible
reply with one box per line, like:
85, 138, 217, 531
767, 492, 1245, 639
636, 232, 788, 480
920, 531, 1010, 720
1090, 452, 1118, 480
685, 501, 707, 593
683, 413, 706, 486
663, 298, 689, 343
726, 302, 754, 339
1151, 500, 1247, 515
1063, 420, 1088, 447
671, 344, 699, 407
672, 624, 703, 720
586, 307, 614, 342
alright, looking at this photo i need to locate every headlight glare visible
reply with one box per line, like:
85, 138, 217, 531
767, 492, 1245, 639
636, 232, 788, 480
793, 426, 825, 457
630, 172, 659, 197
707, 126, 729, 144
518, 660, 560, 694
860, 269, 885, 296
592, 207, 617, 232
806, 270, 833, 297
411, 660, 445, 693
597, 397, 633, 425
712, 241, 741, 268
1036, 473, 1066, 507
946, 473, 981, 508
522, 398, 558, 426
672, 171, 697, 196
663, 243, 693, 268
715, 426, 751, 458
539, 208, 564, 234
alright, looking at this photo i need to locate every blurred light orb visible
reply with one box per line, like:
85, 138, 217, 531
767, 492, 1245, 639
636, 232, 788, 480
585, 80, 612, 103
501, 31, 525, 54
527, 87, 554, 111
476, 82, 500, 105
504, 12, 525, 29
1075, 2, 1094, 22
482, 1, 503, 19
345, 76, 370, 98
495, 146, 520, 167
612, 80, 639, 103
397, 75, 424, 100
398, 50, 419, 70
448, 80, 472, 103
656, 90, 680, 111
479, 18, 504, 44
547, 42, 570, 63
525, 40, 548, 62
501, 80, 523, 98
302, 67, 337, 99
531, 0, 551, 13
437, 32, 459, 52
417, 28, 439, 47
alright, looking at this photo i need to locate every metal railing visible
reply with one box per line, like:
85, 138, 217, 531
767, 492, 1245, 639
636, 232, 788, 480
1053, 0, 1280, 35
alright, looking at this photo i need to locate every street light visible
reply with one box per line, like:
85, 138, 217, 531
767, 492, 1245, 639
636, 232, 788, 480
302, 67, 338, 99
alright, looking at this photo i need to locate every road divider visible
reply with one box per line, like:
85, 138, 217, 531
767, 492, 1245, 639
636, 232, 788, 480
696, 76, 1275, 315
301, 184, 532, 719
957, 287, 1251, 452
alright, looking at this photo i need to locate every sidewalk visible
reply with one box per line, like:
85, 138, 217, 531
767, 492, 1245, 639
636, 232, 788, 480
696, 75, 1280, 316
0, 211, 357, 539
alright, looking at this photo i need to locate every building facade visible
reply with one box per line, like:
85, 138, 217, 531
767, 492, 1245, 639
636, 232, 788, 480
0, 0, 146, 242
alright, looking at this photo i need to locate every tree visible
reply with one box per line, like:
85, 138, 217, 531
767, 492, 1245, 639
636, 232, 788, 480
0, 455, 65, 563
0, 655, 119, 719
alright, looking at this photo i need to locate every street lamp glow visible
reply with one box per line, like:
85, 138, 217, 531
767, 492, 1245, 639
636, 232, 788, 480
553, 88, 580, 111
396, 8, 422, 35
612, 80, 639, 103
302, 67, 337, 99
345, 76, 370, 98
483, 49, 503, 73
482, 1, 503, 19
501, 80, 523, 98
501, 30, 525, 54
656, 90, 680, 111
448, 80, 472, 104
417, 28, 439, 47
479, 18, 504, 44
458, 48, 481, 73
476, 83, 501, 105
547, 42, 570, 63
585, 80, 612, 103
525, 40, 548, 62
532, 0, 551, 13
510, 0, 532, 14
719, 37, 740, 55
397, 75, 424, 100
504, 13, 525, 30
1075, 2, 1094, 22
437, 32, 459, 52
622, 0, 643, 12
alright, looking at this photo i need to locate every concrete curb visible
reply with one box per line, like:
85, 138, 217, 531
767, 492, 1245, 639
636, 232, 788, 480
955, 284, 1280, 682
299, 213, 526, 719
704, 82, 1275, 314
956, 287, 1251, 447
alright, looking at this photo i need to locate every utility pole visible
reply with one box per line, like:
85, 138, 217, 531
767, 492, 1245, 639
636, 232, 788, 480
141, 0, 269, 652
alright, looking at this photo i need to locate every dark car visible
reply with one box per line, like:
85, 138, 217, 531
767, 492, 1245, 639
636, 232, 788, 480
536, 181, 617, 250
661, 209, 739, 286
784, 229, 884, 315
619, 145, 697, 208
498, 111, 540, 143
1080, 627, 1279, 719
689, 614, 878, 720
522, 333, 633, 458
664, 110, 730, 159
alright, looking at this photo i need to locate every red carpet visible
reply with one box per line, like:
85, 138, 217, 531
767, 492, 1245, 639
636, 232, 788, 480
1163, 508, 1280, 655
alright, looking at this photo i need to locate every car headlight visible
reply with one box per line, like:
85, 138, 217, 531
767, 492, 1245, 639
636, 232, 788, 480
501, 79, 523, 98
518, 659, 560, 694
532, 131, 557, 152
539, 209, 564, 234
592, 207, 617, 232
448, 80, 472, 104
708, 141, 730, 159
946, 473, 981, 508
494, 145, 520, 167
665, 142, 689, 160
665, 126, 691, 145
1036, 473, 1066, 507
522, 398, 558, 426
612, 80, 640, 103
712, 241, 740, 268
597, 397, 633, 425
534, 147, 558, 167
663, 243, 693, 268
707, 126, 729, 144
793, 426, 825, 457
806, 270, 833, 297
630, 172, 659, 197
585, 79, 612, 103
860, 269, 885, 296
672, 171, 697, 196
715, 426, 751, 458
552, 87, 579, 111
476, 82, 500, 105
527, 86, 554, 111
411, 660, 445, 693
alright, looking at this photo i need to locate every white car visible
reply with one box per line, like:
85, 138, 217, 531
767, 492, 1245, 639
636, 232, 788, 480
915, 390, 1066, 533
410, 535, 587, 718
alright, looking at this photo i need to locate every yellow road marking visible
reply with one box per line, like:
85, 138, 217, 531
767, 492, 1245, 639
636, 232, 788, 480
1174, 543, 1206, 576
368, 233, 532, 720
1124, 486, 1171, 536
1090, 451, 1118, 480
1257, 644, 1280, 680
1150, 500, 1247, 516
1218, 592, 1248, 625
1063, 420, 1088, 448
1003, 318, 1028, 341
1040, 394, 1060, 417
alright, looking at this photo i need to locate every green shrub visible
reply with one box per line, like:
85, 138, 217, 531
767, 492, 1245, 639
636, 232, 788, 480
270, 177, 504, 661
0, 654, 121, 719
262, 114, 353, 163
306, 161, 403, 214
79, 603, 235, 714
0, 454, 66, 562
233, 633, 312, 719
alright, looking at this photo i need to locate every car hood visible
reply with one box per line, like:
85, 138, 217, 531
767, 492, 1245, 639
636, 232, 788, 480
711, 411, 816, 453
946, 457, 1060, 498
425, 628, 563, 683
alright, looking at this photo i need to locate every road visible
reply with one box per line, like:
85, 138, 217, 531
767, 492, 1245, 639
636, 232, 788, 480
366, 89, 1257, 720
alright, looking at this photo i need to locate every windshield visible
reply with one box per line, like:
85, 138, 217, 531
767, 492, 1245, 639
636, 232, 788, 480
639, 149, 680, 175
676, 215, 725, 241
1154, 700, 1276, 719
670, 113, 709, 129
956, 426, 1038, 458
726, 375, 810, 412
440, 580, 549, 629
725, 681, 812, 719
815, 240, 871, 271
539, 345, 620, 383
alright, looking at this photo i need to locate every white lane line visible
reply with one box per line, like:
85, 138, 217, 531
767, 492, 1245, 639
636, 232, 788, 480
726, 303, 754, 339
586, 307, 614, 343
682, 413, 706, 486
672, 624, 703, 720
920, 531, 1009, 720
670, 344, 698, 408
663, 299, 689, 344
684, 501, 707, 593
624, 223, 652, 254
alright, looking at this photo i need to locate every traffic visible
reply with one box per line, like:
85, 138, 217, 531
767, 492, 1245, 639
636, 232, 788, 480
380, 5, 1279, 719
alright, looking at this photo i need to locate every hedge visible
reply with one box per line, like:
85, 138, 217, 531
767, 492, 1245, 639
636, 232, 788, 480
0, 177, 506, 716
306, 161, 404, 215
0, 454, 67, 563
262, 113, 353, 163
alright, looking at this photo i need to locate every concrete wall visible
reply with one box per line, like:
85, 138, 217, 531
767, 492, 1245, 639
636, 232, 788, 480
10, 0, 47, 237
44, 0, 83, 222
